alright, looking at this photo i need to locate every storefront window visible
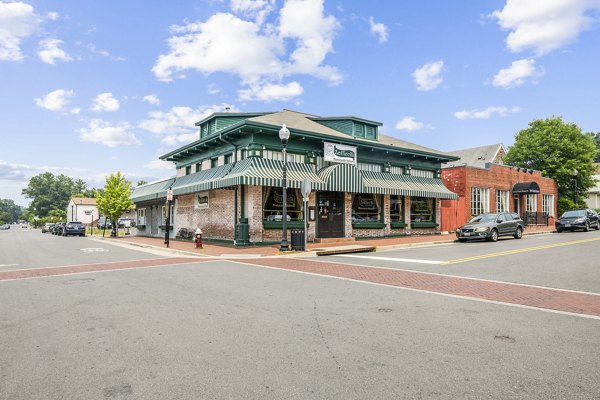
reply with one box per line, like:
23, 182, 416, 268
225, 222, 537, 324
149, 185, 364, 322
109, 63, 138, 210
263, 187, 302, 221
410, 197, 434, 223
390, 195, 404, 222
352, 194, 382, 222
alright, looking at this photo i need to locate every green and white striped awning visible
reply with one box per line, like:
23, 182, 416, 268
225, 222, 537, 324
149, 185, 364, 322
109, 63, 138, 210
171, 164, 233, 196
361, 171, 458, 199
317, 163, 363, 193
131, 178, 175, 203
211, 158, 325, 189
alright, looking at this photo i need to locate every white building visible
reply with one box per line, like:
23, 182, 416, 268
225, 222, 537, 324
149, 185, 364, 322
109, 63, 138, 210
67, 197, 98, 225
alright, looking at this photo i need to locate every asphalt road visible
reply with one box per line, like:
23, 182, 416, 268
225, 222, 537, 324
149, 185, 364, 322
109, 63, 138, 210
1, 226, 599, 399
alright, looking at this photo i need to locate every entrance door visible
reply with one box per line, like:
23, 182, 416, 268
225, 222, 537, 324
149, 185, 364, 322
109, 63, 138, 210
317, 192, 344, 238
513, 196, 520, 217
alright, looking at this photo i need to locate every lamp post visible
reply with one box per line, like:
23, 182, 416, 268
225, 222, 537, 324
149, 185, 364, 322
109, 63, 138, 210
165, 187, 173, 247
279, 124, 290, 251
573, 169, 578, 205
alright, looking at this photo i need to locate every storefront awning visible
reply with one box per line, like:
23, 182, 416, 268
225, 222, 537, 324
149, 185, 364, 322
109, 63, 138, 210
211, 158, 325, 189
131, 178, 175, 203
513, 181, 540, 194
361, 171, 458, 199
171, 164, 233, 196
317, 163, 363, 193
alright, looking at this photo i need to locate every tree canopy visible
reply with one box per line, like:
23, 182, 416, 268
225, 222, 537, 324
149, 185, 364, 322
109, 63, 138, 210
21, 172, 97, 219
504, 117, 597, 210
95, 171, 134, 236
0, 198, 22, 224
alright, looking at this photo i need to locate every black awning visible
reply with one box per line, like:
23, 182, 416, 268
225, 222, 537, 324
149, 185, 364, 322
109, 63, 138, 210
513, 181, 540, 194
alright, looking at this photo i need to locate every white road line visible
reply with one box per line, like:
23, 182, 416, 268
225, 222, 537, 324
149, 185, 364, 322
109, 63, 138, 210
0, 264, 19, 267
331, 254, 444, 264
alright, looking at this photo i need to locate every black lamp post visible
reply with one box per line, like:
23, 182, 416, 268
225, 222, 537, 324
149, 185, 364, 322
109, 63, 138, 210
573, 169, 578, 205
165, 187, 173, 247
279, 124, 290, 251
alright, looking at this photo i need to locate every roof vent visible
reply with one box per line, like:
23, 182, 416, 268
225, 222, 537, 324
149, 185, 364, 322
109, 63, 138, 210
224, 106, 231, 112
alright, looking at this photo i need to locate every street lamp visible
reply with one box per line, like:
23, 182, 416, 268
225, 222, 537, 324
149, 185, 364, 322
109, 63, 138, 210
279, 124, 290, 251
573, 168, 578, 205
165, 187, 173, 247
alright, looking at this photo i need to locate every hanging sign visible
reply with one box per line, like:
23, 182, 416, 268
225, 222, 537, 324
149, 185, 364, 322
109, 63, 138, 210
324, 142, 357, 165
301, 178, 311, 202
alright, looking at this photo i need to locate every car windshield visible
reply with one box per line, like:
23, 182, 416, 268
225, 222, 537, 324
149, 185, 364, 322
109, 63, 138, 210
468, 214, 497, 223
562, 210, 585, 218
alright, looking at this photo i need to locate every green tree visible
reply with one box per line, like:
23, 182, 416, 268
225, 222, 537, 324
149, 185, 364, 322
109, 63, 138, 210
136, 180, 148, 186
589, 132, 600, 162
0, 198, 22, 223
22, 173, 77, 217
504, 117, 597, 213
95, 171, 134, 237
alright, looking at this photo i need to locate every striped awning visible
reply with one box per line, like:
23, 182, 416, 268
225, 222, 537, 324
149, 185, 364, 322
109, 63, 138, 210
317, 163, 363, 193
361, 171, 458, 199
211, 158, 325, 189
171, 164, 233, 196
131, 178, 175, 203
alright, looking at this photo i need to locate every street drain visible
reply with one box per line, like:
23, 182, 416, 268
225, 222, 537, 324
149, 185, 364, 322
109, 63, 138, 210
378, 308, 393, 313
494, 335, 516, 343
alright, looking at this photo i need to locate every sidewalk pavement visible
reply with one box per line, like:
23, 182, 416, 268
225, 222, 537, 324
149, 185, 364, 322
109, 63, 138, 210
90, 229, 554, 258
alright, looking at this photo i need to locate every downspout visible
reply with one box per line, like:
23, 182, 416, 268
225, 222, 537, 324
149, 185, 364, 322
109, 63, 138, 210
219, 132, 239, 242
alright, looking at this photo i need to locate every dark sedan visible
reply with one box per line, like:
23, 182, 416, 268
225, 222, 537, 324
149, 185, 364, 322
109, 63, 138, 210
63, 221, 86, 237
456, 212, 525, 242
556, 209, 600, 232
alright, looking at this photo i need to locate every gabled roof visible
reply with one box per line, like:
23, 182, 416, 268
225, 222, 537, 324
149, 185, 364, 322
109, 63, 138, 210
442, 143, 507, 169
70, 197, 97, 206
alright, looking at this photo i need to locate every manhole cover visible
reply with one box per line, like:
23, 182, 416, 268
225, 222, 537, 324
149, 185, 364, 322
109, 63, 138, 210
80, 248, 109, 253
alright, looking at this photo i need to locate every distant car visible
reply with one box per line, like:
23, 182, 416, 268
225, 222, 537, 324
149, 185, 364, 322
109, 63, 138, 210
42, 223, 55, 233
52, 222, 65, 235
456, 212, 524, 242
21, 223, 28, 228
117, 218, 136, 228
555, 209, 600, 232
0, 224, 10, 230
97, 217, 112, 230
63, 221, 85, 237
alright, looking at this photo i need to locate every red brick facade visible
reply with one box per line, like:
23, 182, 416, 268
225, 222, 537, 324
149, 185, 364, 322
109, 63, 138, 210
441, 163, 558, 232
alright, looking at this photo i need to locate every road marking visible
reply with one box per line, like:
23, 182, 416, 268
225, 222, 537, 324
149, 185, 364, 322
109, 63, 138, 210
80, 248, 109, 252
331, 254, 443, 264
0, 264, 18, 267
444, 237, 600, 265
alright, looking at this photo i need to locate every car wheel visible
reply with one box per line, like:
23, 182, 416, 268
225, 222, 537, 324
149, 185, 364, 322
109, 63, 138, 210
488, 229, 498, 242
595, 222, 600, 231
556, 228, 562, 233
584, 222, 590, 232
513, 227, 523, 239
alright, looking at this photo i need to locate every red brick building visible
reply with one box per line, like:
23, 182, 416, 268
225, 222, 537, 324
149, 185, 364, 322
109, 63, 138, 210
441, 144, 558, 233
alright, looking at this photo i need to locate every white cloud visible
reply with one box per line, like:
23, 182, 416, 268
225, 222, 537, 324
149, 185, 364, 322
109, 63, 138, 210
395, 116, 425, 131
454, 106, 521, 120
152, 0, 341, 101
91, 92, 120, 112
492, 58, 543, 88
143, 94, 160, 105
0, 1, 40, 61
491, 0, 600, 56
0, 160, 27, 180
79, 119, 140, 147
34, 89, 74, 111
46, 11, 59, 20
230, 0, 275, 24
37, 38, 71, 65
369, 16, 388, 43
238, 81, 303, 102
412, 60, 444, 91
139, 103, 238, 146
143, 159, 175, 170
208, 83, 221, 94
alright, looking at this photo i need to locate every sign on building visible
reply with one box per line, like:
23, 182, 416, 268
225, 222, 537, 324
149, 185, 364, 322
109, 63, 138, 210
324, 142, 357, 165
195, 192, 209, 209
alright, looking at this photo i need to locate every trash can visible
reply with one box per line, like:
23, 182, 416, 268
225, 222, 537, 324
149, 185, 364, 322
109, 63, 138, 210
235, 218, 250, 246
290, 228, 305, 251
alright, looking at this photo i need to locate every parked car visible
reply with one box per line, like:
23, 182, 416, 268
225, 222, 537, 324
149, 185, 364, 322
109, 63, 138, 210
555, 209, 600, 232
42, 223, 55, 233
456, 212, 524, 242
52, 222, 65, 235
63, 221, 86, 237
97, 217, 112, 230
117, 218, 136, 228
0, 224, 10, 230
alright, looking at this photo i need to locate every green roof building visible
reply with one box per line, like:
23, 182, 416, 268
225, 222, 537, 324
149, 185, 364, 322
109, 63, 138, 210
132, 109, 458, 245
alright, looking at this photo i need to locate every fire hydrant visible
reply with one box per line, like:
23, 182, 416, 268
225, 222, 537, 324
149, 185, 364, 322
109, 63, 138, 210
194, 228, 203, 249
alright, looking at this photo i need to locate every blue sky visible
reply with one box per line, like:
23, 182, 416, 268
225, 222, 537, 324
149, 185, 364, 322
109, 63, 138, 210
1, 0, 599, 206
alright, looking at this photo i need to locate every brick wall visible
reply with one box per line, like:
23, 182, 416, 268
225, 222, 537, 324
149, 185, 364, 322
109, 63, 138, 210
175, 190, 236, 241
